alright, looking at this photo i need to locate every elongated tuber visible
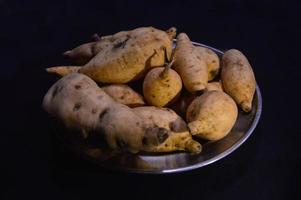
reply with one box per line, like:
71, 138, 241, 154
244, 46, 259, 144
221, 49, 256, 112
173, 33, 208, 93
47, 27, 176, 84
102, 84, 145, 107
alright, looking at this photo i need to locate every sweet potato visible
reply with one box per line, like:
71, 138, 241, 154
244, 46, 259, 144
221, 49, 256, 112
47, 27, 176, 83
194, 46, 220, 81
143, 61, 182, 107
102, 84, 145, 107
43, 73, 145, 153
186, 91, 238, 141
204, 81, 223, 92
173, 33, 208, 93
134, 106, 202, 153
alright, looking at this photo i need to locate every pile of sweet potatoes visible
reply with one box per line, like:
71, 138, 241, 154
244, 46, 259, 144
43, 26, 256, 154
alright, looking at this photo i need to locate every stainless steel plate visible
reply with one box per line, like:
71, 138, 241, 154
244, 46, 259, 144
56, 41, 262, 174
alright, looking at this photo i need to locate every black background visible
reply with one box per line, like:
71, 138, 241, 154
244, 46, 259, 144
2, 0, 301, 199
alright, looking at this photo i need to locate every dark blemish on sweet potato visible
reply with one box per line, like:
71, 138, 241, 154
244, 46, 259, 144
73, 103, 81, 111
151, 94, 156, 98
75, 85, 81, 89
99, 108, 109, 122
157, 128, 169, 143
210, 70, 218, 77
52, 86, 59, 98
91, 108, 97, 114
52, 85, 63, 99
120, 95, 125, 100
136, 122, 140, 126
190, 110, 197, 118
165, 108, 172, 112
113, 37, 129, 49
142, 137, 148, 145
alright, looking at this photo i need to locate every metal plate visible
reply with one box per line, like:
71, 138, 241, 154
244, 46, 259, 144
55, 41, 262, 174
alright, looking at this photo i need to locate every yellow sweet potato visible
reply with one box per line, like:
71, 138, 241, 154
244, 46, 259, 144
173, 33, 208, 93
194, 46, 220, 81
143, 61, 182, 107
47, 27, 176, 84
221, 49, 256, 112
43, 73, 145, 153
134, 106, 202, 153
204, 81, 223, 92
102, 84, 145, 107
186, 91, 238, 141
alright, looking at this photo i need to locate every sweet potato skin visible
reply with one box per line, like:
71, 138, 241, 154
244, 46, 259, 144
134, 106, 202, 153
42, 73, 145, 153
102, 84, 145, 107
186, 91, 238, 141
204, 81, 223, 92
47, 27, 175, 84
143, 66, 182, 107
221, 49, 256, 112
173, 33, 208, 93
195, 46, 220, 81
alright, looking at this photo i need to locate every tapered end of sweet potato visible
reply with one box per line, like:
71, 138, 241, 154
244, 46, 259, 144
185, 139, 202, 154
46, 66, 81, 77
240, 101, 252, 113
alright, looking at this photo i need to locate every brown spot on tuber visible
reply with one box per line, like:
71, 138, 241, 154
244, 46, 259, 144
190, 110, 197, 118
91, 108, 97, 114
142, 137, 148, 145
75, 85, 81, 89
157, 128, 169, 143
99, 108, 109, 122
113, 37, 129, 49
73, 103, 81, 111
210, 70, 218, 78
52, 85, 63, 99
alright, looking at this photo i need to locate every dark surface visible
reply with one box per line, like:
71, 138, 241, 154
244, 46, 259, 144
1, 0, 300, 199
